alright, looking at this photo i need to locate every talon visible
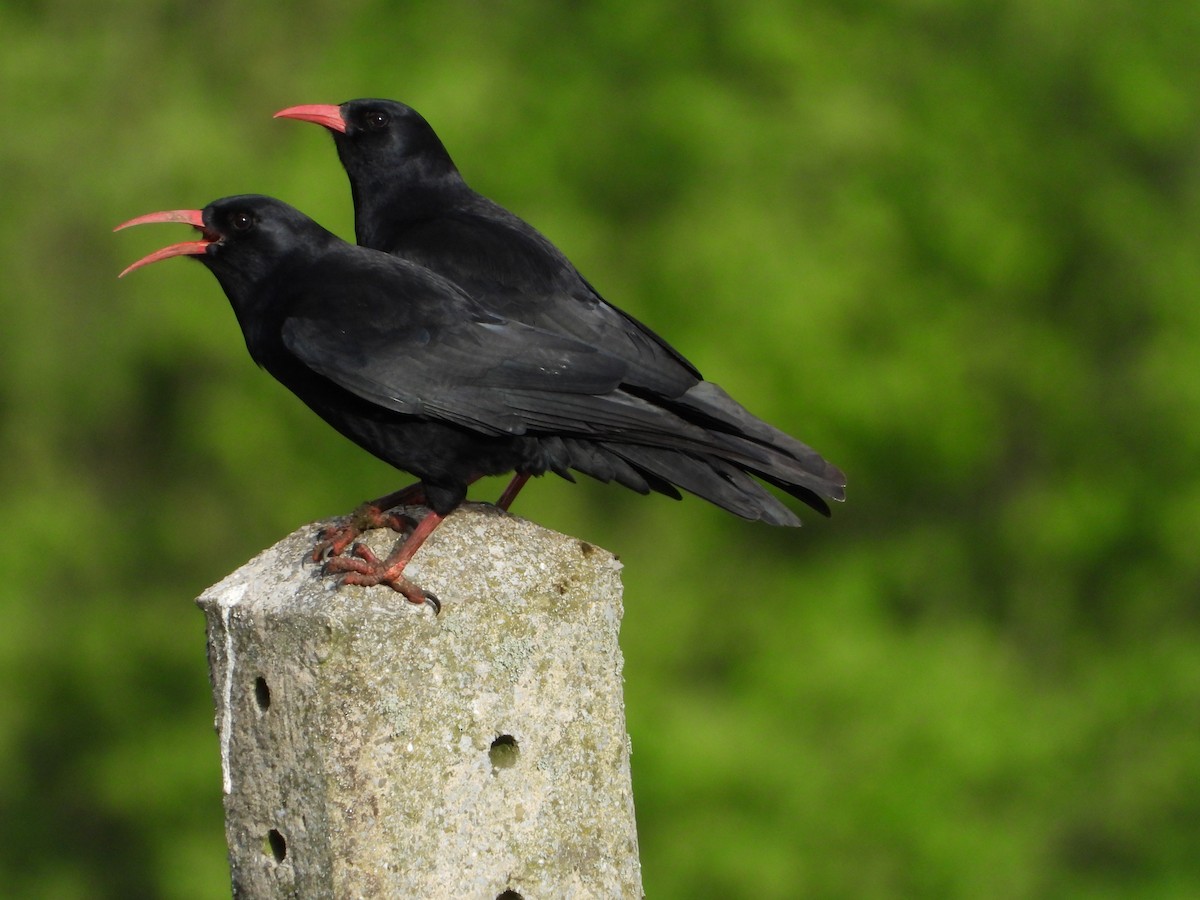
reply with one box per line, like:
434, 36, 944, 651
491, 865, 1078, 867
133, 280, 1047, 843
312, 523, 349, 562
316, 508, 446, 613
336, 567, 439, 612
310, 502, 417, 562
387, 577, 437, 610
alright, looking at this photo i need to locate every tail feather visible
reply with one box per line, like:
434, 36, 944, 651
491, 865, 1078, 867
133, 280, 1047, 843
757, 473, 833, 517
666, 380, 846, 486
560, 437, 682, 500
601, 444, 802, 526
704, 428, 846, 503
535, 378, 846, 525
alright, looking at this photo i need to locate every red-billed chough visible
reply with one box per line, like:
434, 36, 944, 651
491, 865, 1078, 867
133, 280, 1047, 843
116, 196, 844, 609
275, 99, 845, 517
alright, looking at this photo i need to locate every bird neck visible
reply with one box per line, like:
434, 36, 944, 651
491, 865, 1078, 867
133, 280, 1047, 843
351, 165, 474, 252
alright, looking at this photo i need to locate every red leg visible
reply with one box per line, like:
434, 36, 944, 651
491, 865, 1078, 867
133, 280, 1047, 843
496, 473, 530, 511
369, 482, 428, 510
325, 510, 446, 611
313, 501, 416, 562
311, 482, 442, 562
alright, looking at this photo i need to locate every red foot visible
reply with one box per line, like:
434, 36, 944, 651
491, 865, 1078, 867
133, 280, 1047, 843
327, 548, 437, 610
312, 503, 416, 562
321, 510, 447, 613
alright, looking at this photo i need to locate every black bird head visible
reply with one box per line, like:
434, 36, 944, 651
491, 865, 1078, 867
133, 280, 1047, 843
117, 194, 330, 274
275, 98, 458, 183
275, 99, 462, 247
116, 195, 339, 323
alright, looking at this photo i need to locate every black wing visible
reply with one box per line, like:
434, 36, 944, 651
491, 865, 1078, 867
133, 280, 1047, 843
278, 252, 746, 452
381, 200, 702, 397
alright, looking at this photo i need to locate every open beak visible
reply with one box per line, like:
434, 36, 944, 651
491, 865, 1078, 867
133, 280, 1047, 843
114, 209, 217, 277
273, 103, 347, 133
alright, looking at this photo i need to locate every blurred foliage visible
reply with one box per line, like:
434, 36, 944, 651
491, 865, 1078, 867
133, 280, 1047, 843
2, 0, 1199, 896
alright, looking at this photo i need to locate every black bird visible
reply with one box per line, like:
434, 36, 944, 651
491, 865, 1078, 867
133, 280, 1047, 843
116, 196, 843, 608
274, 99, 845, 519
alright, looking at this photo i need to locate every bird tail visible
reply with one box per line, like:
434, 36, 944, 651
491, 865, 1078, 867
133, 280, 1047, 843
552, 436, 828, 527
551, 379, 845, 524
668, 381, 844, 486
603, 444, 803, 525
530, 380, 845, 524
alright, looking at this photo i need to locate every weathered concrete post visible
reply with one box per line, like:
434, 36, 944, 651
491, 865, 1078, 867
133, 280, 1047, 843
195, 503, 643, 899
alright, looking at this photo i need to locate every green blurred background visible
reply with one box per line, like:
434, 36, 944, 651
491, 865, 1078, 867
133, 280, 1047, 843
3, 0, 1199, 896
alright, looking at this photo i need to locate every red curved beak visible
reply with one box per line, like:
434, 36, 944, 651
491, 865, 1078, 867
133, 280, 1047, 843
114, 209, 216, 277
274, 103, 347, 133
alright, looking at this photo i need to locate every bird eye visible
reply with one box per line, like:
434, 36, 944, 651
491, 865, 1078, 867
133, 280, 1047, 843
364, 111, 390, 131
228, 211, 255, 232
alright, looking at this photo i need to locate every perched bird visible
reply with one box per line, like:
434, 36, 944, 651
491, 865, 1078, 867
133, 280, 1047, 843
117, 196, 843, 609
274, 99, 845, 518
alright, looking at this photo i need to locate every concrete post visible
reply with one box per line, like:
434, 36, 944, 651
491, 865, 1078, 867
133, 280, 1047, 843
195, 503, 643, 899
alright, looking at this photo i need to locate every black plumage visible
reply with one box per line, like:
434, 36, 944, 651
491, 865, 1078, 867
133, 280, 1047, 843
275, 100, 845, 517
117, 195, 842, 605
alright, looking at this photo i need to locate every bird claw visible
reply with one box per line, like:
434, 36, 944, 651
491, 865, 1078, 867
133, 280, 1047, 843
312, 504, 416, 562
326, 547, 440, 613
321, 543, 382, 575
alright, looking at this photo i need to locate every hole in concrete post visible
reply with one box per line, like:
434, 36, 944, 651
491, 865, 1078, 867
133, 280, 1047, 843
489, 734, 519, 771
254, 676, 271, 711
497, 891, 524, 900
265, 828, 287, 863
